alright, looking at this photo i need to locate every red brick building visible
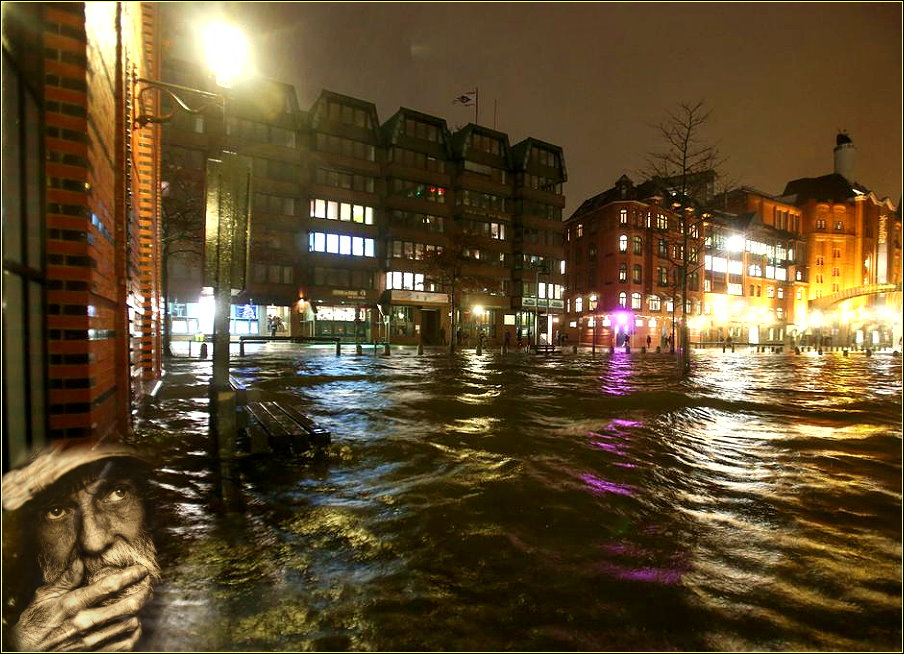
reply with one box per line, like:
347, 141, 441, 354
2, 2, 163, 470
564, 175, 704, 349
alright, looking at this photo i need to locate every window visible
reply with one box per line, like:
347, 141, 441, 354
832, 267, 840, 277
575, 296, 583, 313
588, 246, 597, 262
777, 287, 784, 299
633, 236, 642, 254
648, 295, 661, 311
815, 219, 826, 230
658, 240, 668, 258
618, 234, 628, 252
631, 293, 642, 309
309, 231, 375, 257
833, 248, 841, 258
834, 221, 843, 231
632, 264, 642, 283
618, 264, 627, 282
619, 208, 627, 224
392, 178, 447, 203
315, 167, 375, 193
656, 214, 668, 230
767, 286, 775, 298
816, 256, 824, 266
310, 198, 374, 225
657, 267, 668, 286
618, 292, 627, 308
576, 224, 584, 238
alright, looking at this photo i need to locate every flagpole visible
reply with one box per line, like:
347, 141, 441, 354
493, 99, 497, 130
475, 87, 479, 125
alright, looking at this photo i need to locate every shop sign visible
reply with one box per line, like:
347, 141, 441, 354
332, 289, 368, 298
391, 290, 449, 305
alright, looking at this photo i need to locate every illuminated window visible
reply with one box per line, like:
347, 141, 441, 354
631, 292, 642, 309
633, 236, 642, 254
619, 264, 627, 282
834, 221, 843, 231
618, 292, 627, 308
619, 208, 627, 224
767, 286, 774, 298
777, 287, 784, 299
632, 264, 642, 283
576, 224, 583, 238
648, 295, 661, 311
619, 234, 628, 252
575, 296, 583, 313
309, 231, 375, 258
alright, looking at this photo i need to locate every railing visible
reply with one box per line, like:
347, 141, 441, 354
808, 283, 901, 310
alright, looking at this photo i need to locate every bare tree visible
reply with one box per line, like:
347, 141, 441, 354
160, 164, 206, 356
421, 229, 497, 354
642, 100, 725, 374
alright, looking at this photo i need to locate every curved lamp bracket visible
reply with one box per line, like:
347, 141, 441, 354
133, 76, 222, 128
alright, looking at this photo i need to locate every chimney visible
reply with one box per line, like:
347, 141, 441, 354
834, 131, 855, 182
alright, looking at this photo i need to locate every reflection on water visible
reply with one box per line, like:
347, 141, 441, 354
138, 347, 902, 651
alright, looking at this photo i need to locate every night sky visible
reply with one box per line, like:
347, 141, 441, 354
170, 2, 902, 215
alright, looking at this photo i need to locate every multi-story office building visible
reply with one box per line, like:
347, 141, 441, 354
701, 189, 808, 346
159, 62, 568, 348
2, 2, 163, 468
563, 175, 705, 349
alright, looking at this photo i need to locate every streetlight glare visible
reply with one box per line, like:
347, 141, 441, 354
202, 22, 249, 88
725, 234, 745, 252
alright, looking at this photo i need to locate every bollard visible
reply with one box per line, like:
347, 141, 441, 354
656, 346, 661, 353
335, 341, 341, 356
795, 347, 801, 355
641, 346, 646, 354
418, 343, 424, 355
199, 342, 208, 360
476, 342, 482, 355
572, 344, 578, 354
843, 349, 848, 357
817, 348, 823, 355
865, 348, 872, 357
383, 342, 390, 356
355, 344, 363, 356
624, 344, 630, 354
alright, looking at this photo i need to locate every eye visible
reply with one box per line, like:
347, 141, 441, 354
45, 506, 70, 521
105, 485, 130, 503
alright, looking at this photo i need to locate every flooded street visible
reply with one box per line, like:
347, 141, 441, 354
137, 346, 902, 651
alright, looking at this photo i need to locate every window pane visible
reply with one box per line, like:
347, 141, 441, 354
339, 235, 351, 255
326, 233, 339, 253
364, 239, 374, 257
314, 232, 325, 251
327, 201, 338, 220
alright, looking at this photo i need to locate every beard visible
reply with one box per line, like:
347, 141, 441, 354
39, 531, 162, 602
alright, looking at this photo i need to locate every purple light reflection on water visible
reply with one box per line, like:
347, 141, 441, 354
581, 473, 635, 496
599, 562, 684, 585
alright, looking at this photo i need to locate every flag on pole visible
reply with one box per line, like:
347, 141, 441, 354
452, 90, 477, 107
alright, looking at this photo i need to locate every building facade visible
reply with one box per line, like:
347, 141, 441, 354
2, 1, 164, 470
780, 134, 901, 348
563, 175, 705, 349
159, 61, 568, 349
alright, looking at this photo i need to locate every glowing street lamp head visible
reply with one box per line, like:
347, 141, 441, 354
202, 22, 249, 88
472, 305, 484, 317
725, 234, 745, 253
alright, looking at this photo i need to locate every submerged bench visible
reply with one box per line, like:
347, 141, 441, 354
243, 401, 331, 455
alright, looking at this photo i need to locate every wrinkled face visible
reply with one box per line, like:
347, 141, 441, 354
35, 464, 160, 595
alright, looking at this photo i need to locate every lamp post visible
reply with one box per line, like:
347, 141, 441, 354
531, 260, 549, 350
134, 22, 251, 459
589, 293, 599, 355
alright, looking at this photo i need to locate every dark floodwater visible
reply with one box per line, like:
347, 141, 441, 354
137, 346, 902, 652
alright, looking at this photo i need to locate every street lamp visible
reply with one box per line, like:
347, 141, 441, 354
134, 22, 252, 459
588, 293, 599, 355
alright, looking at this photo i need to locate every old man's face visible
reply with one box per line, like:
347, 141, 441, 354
36, 465, 158, 592
10, 458, 161, 651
